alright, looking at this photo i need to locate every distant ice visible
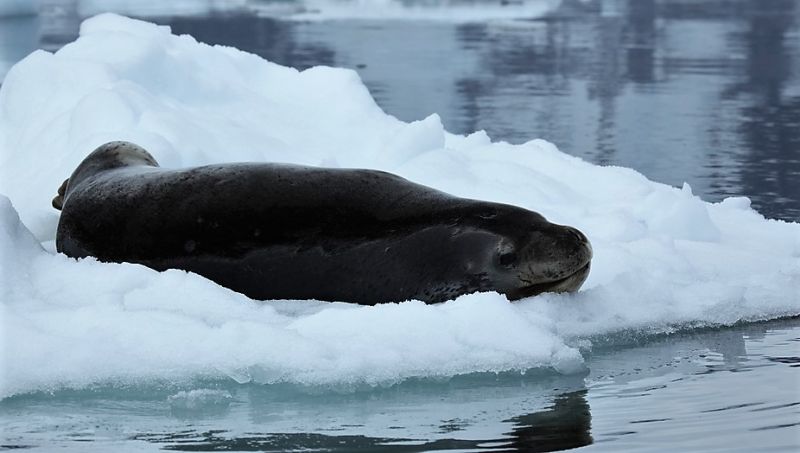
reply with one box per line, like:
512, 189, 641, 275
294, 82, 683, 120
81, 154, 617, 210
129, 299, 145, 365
74, 0, 561, 22
0, 14, 798, 399
77, 0, 249, 17
274, 0, 561, 22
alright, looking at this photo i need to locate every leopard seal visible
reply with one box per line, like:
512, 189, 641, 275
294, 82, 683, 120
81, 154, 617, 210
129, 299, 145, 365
54, 141, 592, 304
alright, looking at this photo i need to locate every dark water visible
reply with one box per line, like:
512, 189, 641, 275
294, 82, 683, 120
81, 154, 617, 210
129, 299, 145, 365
1, 0, 798, 220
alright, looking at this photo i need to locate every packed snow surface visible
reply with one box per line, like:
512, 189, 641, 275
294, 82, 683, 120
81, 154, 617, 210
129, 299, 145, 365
0, 14, 798, 399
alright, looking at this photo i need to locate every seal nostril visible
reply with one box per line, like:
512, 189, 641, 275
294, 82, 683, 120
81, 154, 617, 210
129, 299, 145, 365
569, 228, 585, 243
499, 251, 517, 267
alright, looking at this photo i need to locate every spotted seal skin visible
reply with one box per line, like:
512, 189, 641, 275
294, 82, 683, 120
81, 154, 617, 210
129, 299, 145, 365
54, 141, 592, 304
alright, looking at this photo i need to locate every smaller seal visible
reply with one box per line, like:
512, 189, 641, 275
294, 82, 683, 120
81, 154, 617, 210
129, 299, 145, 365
54, 142, 592, 304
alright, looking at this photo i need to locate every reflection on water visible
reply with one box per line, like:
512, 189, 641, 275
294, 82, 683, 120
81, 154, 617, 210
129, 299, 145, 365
505, 390, 593, 452
131, 389, 592, 452
0, 0, 798, 220
584, 319, 800, 452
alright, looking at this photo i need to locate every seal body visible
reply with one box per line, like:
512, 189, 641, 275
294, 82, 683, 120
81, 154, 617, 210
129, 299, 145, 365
55, 142, 592, 304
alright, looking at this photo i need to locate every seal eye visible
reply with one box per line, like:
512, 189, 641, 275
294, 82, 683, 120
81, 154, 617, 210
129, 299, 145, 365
499, 251, 517, 267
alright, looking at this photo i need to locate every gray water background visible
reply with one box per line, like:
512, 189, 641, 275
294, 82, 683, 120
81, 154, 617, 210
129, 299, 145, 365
0, 0, 798, 451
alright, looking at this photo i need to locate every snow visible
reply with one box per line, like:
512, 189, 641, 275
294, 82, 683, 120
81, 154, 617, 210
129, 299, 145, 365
0, 14, 798, 399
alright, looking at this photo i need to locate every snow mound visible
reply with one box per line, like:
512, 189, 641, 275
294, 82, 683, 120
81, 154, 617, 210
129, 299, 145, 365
1, 14, 798, 398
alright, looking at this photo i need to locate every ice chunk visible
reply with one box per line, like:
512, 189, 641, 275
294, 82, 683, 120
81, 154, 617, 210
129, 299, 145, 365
0, 14, 797, 398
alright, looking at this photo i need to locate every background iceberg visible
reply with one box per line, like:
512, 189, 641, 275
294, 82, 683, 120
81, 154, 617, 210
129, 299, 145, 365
0, 14, 798, 399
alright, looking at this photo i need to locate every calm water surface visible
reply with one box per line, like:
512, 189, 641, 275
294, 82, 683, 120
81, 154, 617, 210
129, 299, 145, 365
0, 1, 798, 452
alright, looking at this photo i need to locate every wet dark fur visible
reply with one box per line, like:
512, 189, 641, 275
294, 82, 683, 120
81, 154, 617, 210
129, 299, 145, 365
55, 142, 592, 304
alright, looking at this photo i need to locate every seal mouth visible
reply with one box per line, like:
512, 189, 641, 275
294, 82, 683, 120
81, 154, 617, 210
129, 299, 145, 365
506, 261, 591, 301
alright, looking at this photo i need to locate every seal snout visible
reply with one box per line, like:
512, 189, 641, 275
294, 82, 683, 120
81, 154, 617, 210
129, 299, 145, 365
565, 225, 593, 266
498, 223, 593, 300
